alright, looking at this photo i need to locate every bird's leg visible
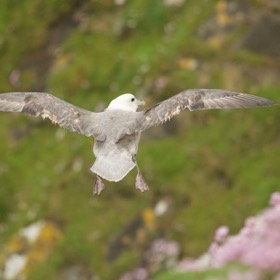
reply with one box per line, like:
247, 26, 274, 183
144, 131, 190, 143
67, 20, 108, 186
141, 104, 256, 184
133, 156, 149, 192
93, 175, 105, 195
136, 171, 149, 192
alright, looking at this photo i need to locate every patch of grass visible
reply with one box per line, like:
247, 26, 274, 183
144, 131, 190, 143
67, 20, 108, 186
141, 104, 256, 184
155, 263, 250, 280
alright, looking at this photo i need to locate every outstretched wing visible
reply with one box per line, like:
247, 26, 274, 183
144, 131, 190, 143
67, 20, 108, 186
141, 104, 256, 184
139, 89, 276, 131
0, 92, 102, 138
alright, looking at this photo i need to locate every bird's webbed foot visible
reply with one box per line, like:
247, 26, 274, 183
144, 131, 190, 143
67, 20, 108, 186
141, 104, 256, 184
93, 175, 105, 195
135, 171, 149, 192
132, 155, 149, 192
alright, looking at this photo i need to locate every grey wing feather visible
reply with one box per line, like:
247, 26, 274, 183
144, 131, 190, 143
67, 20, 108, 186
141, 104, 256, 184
0, 92, 102, 138
140, 89, 276, 131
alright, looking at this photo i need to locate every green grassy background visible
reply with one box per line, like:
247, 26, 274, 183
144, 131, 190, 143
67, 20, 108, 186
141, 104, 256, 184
0, 0, 279, 279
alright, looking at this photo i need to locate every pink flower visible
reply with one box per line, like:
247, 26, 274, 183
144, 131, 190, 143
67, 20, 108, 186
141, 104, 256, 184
176, 192, 280, 275
214, 225, 229, 243
119, 268, 149, 280
270, 192, 280, 207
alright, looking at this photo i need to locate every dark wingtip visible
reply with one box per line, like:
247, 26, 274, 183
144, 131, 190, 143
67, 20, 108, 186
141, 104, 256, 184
263, 99, 278, 107
251, 95, 277, 107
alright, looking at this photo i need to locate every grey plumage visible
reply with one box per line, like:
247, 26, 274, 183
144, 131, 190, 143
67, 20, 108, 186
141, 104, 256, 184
0, 90, 276, 194
0, 92, 96, 136
139, 89, 276, 131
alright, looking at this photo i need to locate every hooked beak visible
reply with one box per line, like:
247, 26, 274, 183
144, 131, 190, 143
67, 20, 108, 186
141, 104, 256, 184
137, 99, 146, 106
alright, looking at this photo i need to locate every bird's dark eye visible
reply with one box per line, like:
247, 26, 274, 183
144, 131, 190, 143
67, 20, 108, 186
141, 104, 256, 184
131, 97, 135, 102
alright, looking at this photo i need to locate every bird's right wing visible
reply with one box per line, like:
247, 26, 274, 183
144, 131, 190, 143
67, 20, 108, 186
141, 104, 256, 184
0, 92, 104, 139
139, 89, 276, 131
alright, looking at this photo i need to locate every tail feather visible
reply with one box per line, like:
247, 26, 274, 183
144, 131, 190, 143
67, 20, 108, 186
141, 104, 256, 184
90, 150, 135, 182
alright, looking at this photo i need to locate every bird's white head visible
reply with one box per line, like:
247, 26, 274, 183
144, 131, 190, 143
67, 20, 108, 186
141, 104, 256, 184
107, 93, 145, 112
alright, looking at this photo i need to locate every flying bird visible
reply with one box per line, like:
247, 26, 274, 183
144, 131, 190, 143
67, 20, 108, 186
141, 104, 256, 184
0, 90, 276, 194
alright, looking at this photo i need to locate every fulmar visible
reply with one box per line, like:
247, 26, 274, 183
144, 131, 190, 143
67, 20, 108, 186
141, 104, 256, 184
0, 90, 276, 194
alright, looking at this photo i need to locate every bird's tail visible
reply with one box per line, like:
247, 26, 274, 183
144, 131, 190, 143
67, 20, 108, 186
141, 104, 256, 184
90, 150, 135, 182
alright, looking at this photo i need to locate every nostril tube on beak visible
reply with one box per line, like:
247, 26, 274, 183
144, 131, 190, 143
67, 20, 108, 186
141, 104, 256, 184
137, 100, 145, 106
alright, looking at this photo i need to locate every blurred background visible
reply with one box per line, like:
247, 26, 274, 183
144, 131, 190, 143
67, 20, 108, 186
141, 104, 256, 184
0, 0, 279, 279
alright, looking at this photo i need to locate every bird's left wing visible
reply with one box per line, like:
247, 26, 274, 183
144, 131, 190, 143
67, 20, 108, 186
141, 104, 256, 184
0, 92, 103, 138
138, 89, 276, 131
